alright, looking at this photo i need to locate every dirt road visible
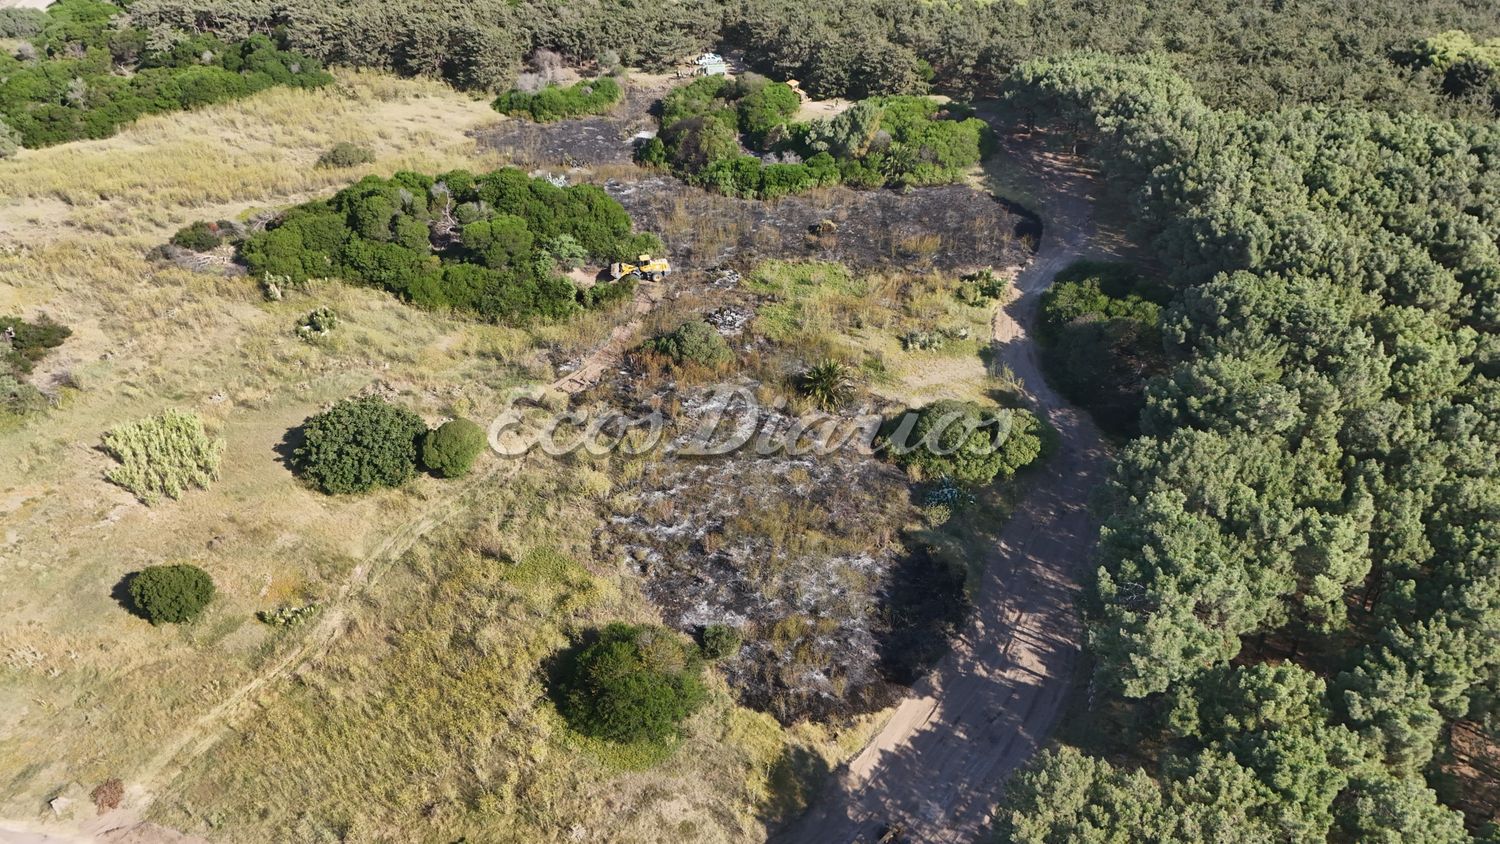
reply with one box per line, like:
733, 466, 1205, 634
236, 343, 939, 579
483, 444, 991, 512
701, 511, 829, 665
780, 140, 1119, 843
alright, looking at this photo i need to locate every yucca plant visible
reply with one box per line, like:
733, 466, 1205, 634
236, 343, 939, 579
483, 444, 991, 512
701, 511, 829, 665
798, 360, 855, 411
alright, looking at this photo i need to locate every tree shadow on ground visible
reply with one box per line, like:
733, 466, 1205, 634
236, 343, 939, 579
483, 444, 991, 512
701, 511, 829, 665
111, 571, 145, 621
874, 543, 970, 686
759, 743, 835, 833
272, 423, 304, 473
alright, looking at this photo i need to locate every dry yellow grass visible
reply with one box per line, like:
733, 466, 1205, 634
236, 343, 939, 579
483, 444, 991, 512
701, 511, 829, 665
0, 70, 868, 842
0, 70, 503, 240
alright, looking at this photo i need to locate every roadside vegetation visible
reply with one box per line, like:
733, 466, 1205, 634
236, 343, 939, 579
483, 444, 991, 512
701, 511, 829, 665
1036, 261, 1168, 437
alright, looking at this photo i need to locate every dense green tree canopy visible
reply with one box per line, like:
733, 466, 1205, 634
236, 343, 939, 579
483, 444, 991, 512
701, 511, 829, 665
0, 0, 330, 148
239, 167, 656, 323
999, 49, 1500, 841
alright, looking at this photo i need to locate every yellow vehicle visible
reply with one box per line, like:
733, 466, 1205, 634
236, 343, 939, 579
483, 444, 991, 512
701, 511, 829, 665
609, 253, 672, 281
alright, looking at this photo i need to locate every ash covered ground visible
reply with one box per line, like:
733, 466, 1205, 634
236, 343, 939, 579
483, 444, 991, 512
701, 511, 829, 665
479, 82, 1031, 724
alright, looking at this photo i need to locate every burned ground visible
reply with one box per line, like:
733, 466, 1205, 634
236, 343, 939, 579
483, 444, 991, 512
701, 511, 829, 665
597, 388, 969, 724
482, 79, 1031, 725
476, 79, 1037, 275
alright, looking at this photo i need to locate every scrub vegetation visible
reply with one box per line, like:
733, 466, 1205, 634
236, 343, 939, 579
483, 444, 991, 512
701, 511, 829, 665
6, 0, 1500, 840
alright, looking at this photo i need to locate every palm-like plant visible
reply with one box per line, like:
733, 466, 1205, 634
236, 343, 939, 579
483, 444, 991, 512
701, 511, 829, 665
798, 360, 855, 411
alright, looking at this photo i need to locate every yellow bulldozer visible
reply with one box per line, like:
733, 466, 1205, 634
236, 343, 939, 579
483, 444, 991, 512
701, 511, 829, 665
609, 254, 672, 281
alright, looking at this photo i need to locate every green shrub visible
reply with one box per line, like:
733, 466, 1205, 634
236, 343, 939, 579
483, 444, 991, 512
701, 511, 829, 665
492, 77, 621, 122
129, 563, 215, 625
1, 314, 71, 375
0, 8, 46, 39
102, 410, 224, 504
556, 623, 708, 744
700, 624, 742, 660
238, 167, 657, 324
0, 372, 47, 418
645, 320, 732, 368
421, 417, 486, 478
315, 141, 375, 169
170, 220, 224, 251
297, 306, 338, 337
798, 360, 854, 410
294, 395, 427, 494
888, 400, 1041, 485
956, 268, 1008, 304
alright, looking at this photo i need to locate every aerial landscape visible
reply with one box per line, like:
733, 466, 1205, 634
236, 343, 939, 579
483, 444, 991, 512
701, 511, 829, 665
1, 0, 1499, 842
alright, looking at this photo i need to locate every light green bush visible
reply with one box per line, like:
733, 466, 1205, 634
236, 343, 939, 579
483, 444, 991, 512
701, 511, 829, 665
102, 410, 224, 504
646, 320, 732, 368
421, 418, 486, 478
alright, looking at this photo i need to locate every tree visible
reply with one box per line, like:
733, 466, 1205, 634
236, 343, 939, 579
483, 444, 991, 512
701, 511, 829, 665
888, 400, 1041, 485
421, 418, 485, 478
555, 623, 708, 744
998, 747, 1170, 843
129, 563, 215, 625
294, 396, 426, 494
1335, 773, 1469, 844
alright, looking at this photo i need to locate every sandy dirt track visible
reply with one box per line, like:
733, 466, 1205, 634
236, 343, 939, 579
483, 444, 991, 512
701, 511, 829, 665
779, 138, 1120, 843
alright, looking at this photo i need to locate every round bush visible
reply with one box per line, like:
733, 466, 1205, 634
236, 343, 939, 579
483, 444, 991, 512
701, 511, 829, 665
646, 320, 731, 368
556, 623, 708, 744
889, 400, 1042, 485
129, 563, 215, 625
315, 142, 375, 169
170, 220, 224, 252
294, 396, 427, 494
699, 624, 742, 660
421, 418, 486, 478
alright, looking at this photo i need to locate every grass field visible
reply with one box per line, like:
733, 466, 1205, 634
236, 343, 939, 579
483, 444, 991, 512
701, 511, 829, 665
0, 69, 881, 842
0, 70, 1022, 840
